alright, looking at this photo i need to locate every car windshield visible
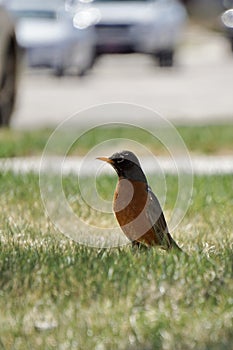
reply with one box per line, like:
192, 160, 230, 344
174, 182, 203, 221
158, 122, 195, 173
11, 9, 57, 19
93, 0, 152, 1
68, 0, 154, 4
92, 0, 154, 2
93, 0, 153, 1
7, 0, 64, 7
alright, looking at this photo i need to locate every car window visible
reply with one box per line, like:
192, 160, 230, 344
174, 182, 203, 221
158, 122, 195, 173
92, 0, 154, 2
11, 10, 57, 19
68, 0, 156, 3
7, 0, 64, 6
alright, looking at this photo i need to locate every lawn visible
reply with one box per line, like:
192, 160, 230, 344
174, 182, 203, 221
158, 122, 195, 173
0, 171, 232, 350
1, 124, 233, 157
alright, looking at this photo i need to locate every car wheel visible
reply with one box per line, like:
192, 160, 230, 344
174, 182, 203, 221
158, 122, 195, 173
86, 48, 99, 70
77, 68, 87, 77
54, 65, 65, 77
0, 37, 17, 127
76, 47, 98, 76
156, 50, 174, 67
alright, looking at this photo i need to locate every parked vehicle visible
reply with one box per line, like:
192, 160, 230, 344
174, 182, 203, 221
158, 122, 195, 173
0, 2, 19, 126
6, 0, 96, 76
70, 0, 187, 67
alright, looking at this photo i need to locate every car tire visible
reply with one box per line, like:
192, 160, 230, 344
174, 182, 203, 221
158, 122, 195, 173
54, 65, 65, 77
77, 68, 87, 77
0, 36, 17, 127
87, 48, 99, 70
156, 50, 174, 67
77, 47, 98, 76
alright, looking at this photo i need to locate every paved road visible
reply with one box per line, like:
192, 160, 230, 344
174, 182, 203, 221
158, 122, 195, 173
12, 25, 233, 129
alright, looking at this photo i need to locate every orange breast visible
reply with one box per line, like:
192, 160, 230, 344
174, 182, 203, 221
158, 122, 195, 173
113, 179, 159, 245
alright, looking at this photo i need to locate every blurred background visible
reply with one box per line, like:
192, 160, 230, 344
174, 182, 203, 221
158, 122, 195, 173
0, 0, 233, 129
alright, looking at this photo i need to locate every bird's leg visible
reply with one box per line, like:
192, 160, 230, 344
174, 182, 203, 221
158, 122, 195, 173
132, 240, 141, 248
132, 240, 148, 250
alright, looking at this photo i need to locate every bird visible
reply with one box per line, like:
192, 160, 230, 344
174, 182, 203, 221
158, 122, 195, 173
97, 150, 183, 252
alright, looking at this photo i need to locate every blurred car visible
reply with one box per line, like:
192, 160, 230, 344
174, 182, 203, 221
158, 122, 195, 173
221, 7, 233, 52
0, 2, 19, 126
6, 0, 96, 76
71, 0, 187, 67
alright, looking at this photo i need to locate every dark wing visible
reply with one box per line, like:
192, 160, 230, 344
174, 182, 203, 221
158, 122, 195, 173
146, 186, 172, 249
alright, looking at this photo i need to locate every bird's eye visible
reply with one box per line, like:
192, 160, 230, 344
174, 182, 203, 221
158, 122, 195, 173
117, 157, 124, 163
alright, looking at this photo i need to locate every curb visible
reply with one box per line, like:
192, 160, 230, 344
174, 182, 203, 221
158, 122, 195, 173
1, 155, 233, 175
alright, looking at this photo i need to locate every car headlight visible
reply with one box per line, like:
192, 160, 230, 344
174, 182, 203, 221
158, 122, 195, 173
222, 9, 233, 28
73, 8, 101, 29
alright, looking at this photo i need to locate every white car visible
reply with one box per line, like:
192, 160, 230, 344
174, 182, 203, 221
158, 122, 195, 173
71, 0, 187, 67
6, 0, 96, 76
0, 2, 19, 126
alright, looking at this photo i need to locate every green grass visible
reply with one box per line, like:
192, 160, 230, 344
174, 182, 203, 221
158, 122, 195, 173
0, 171, 233, 349
1, 124, 233, 157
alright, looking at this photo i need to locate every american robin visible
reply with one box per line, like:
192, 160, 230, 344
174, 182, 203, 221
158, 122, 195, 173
97, 150, 183, 252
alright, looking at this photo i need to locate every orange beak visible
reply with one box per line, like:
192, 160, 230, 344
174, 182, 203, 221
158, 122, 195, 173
96, 157, 114, 164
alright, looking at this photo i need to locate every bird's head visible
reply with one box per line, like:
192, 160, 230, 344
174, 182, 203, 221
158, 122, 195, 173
97, 150, 147, 183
